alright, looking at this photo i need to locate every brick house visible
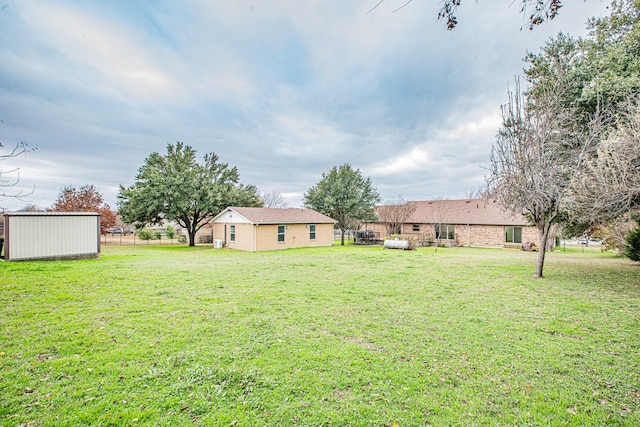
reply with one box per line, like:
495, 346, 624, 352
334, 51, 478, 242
209, 207, 336, 252
368, 199, 549, 249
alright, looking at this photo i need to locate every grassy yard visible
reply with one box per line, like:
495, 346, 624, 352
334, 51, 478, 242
1, 245, 639, 426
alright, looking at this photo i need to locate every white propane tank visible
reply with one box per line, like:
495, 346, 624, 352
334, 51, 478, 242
384, 239, 409, 250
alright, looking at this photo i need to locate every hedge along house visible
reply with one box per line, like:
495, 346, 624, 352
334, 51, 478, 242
368, 199, 549, 249
211, 207, 336, 252
2, 212, 101, 261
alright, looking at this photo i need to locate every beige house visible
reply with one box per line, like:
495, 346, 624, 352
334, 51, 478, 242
210, 207, 336, 252
369, 199, 549, 249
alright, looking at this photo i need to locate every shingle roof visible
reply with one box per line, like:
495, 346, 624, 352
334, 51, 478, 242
380, 199, 529, 226
220, 207, 336, 224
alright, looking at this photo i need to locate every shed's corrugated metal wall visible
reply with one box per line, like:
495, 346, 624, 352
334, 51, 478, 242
6, 215, 99, 260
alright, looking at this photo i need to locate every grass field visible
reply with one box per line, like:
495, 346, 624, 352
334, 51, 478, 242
1, 244, 639, 426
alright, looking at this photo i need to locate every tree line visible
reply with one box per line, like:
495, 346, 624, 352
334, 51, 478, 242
2, 1, 638, 276
117, 142, 380, 247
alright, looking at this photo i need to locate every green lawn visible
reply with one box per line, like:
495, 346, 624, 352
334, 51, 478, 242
1, 245, 639, 426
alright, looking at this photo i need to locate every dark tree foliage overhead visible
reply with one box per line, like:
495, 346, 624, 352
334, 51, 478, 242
370, 0, 566, 30
118, 142, 261, 246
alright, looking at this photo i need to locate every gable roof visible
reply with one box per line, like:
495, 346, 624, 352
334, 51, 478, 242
378, 199, 529, 226
213, 207, 336, 225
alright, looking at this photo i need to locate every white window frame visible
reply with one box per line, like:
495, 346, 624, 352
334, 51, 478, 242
435, 224, 455, 240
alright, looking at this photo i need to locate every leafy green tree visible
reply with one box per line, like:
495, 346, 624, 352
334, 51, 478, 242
137, 228, 153, 244
303, 164, 380, 246
118, 142, 261, 246
525, 1, 640, 124
165, 225, 176, 243
523, 0, 640, 228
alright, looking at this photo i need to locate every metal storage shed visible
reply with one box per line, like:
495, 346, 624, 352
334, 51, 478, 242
2, 212, 101, 261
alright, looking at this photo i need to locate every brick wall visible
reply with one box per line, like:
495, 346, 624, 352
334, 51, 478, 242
368, 222, 543, 248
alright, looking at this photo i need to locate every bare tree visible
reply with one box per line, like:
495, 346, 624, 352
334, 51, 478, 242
260, 191, 289, 208
19, 203, 44, 212
464, 185, 487, 200
571, 100, 640, 223
487, 79, 602, 278
376, 195, 416, 236
1, 139, 34, 206
425, 197, 448, 252
590, 215, 636, 252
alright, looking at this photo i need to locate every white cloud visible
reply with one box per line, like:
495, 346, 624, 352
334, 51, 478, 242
270, 112, 351, 159
20, 2, 182, 103
435, 110, 502, 143
371, 144, 431, 176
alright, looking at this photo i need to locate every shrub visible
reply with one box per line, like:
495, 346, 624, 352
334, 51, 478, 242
624, 226, 640, 262
165, 225, 176, 241
388, 234, 417, 250
137, 228, 153, 241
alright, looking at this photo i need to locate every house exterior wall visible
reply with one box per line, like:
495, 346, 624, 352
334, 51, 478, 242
3, 213, 100, 261
464, 224, 505, 247
254, 223, 333, 252
211, 222, 333, 252
217, 222, 255, 252
368, 222, 390, 237
521, 226, 540, 246
372, 221, 542, 248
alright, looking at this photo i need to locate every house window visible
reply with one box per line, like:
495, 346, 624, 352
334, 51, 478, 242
309, 224, 316, 240
505, 226, 522, 244
435, 224, 455, 240
277, 225, 286, 242
412, 224, 420, 232
230, 225, 235, 242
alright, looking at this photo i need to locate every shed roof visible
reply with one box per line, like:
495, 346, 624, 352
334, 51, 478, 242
4, 211, 100, 217
214, 207, 336, 225
378, 199, 529, 226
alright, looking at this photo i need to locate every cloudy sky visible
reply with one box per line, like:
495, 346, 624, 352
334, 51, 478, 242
0, 0, 611, 211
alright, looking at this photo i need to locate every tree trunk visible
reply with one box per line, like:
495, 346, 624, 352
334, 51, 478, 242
188, 225, 196, 246
341, 228, 345, 246
535, 224, 551, 278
